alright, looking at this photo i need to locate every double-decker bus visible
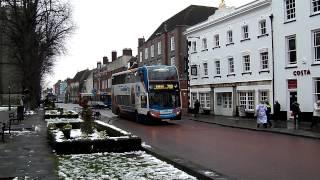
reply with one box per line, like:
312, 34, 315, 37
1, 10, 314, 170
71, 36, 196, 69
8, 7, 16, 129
111, 65, 181, 122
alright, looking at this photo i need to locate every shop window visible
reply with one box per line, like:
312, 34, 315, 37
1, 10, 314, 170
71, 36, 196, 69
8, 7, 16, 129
199, 93, 210, 108
315, 78, 320, 100
260, 91, 269, 102
239, 91, 255, 111
191, 93, 197, 108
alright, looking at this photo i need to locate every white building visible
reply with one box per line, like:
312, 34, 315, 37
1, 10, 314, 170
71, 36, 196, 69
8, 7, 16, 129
185, 0, 273, 116
273, 0, 320, 120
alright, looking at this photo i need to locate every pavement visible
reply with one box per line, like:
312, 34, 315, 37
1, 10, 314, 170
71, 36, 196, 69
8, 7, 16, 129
0, 110, 57, 179
1, 108, 320, 179
187, 113, 320, 140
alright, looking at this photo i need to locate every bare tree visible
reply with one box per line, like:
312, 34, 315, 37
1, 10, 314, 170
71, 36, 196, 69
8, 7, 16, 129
0, 0, 74, 108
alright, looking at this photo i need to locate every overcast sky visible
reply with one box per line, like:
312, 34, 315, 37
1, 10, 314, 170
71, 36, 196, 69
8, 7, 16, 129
47, 0, 252, 88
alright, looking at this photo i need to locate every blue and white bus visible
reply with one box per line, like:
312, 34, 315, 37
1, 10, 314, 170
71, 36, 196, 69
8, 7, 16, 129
111, 65, 181, 122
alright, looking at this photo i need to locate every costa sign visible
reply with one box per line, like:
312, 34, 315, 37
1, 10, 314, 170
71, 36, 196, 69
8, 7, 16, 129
293, 69, 311, 76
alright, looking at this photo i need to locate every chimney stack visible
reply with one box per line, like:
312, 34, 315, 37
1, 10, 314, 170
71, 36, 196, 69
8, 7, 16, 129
103, 56, 108, 64
123, 48, 132, 56
112, 51, 117, 62
97, 61, 101, 69
138, 37, 145, 47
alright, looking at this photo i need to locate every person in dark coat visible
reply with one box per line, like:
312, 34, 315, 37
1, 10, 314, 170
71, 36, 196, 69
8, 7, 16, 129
194, 99, 200, 117
273, 101, 281, 121
265, 100, 272, 128
291, 101, 300, 125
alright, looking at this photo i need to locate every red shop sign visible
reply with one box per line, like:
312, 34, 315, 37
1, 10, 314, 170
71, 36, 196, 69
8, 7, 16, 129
293, 69, 311, 76
288, 80, 297, 89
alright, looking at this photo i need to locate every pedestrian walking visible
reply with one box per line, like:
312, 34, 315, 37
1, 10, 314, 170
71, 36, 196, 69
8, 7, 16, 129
274, 101, 281, 121
194, 99, 200, 117
256, 100, 267, 128
265, 100, 272, 128
291, 101, 300, 126
311, 100, 320, 128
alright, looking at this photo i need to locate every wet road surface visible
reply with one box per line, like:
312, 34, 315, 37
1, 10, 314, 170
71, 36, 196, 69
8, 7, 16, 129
107, 117, 320, 180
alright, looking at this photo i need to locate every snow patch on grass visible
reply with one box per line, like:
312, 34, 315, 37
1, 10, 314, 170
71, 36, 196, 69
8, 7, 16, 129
57, 151, 197, 179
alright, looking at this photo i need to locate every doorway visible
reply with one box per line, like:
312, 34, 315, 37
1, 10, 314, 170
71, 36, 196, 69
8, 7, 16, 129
288, 91, 297, 119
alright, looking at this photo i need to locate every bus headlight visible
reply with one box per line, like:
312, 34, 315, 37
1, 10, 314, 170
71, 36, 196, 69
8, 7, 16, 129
150, 110, 160, 118
173, 108, 181, 115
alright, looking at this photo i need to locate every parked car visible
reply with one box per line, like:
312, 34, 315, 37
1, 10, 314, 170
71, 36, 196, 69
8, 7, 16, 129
90, 101, 109, 109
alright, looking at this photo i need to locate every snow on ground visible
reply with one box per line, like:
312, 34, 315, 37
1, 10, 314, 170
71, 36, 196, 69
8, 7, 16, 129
45, 118, 83, 125
58, 151, 197, 180
53, 129, 109, 142
141, 142, 152, 149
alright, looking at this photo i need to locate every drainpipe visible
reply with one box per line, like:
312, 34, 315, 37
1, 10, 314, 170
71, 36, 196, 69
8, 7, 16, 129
269, 14, 275, 106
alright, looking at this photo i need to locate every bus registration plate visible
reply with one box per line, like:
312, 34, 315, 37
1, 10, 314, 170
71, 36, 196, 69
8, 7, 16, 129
160, 109, 172, 114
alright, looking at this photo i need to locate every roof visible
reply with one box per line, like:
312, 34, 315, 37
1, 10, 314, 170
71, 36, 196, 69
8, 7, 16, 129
72, 69, 91, 82
146, 5, 217, 42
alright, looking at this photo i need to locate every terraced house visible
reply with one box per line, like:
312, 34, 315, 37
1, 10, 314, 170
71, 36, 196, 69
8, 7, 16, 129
185, 0, 273, 116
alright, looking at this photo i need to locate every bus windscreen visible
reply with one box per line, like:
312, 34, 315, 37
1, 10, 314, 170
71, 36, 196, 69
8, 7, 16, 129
149, 92, 180, 109
147, 66, 178, 81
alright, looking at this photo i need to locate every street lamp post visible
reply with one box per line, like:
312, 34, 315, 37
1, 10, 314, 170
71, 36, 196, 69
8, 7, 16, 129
186, 36, 200, 110
8, 85, 11, 111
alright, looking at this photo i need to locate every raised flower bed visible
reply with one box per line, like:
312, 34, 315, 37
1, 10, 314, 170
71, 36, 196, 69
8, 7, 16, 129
47, 120, 141, 154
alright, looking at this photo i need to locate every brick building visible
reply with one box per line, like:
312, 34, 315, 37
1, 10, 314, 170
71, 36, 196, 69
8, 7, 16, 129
137, 5, 217, 113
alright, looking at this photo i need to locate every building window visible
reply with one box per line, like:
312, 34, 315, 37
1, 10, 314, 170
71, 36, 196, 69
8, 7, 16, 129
259, 20, 267, 35
200, 93, 210, 108
313, 30, 320, 62
217, 94, 222, 106
239, 92, 255, 111
260, 51, 269, 70
285, 0, 296, 21
214, 34, 220, 47
239, 92, 247, 109
139, 51, 142, 62
192, 41, 197, 52
157, 41, 161, 55
228, 57, 234, 74
144, 48, 148, 60
315, 78, 320, 100
215, 60, 221, 75
150, 45, 154, 58
191, 92, 197, 108
170, 57, 175, 66
227, 30, 233, 44
170, 36, 175, 51
260, 91, 269, 102
287, 35, 297, 65
203, 62, 208, 76
312, 0, 320, 14
243, 55, 251, 72
242, 25, 249, 39
191, 65, 197, 76
202, 38, 208, 50
247, 92, 255, 110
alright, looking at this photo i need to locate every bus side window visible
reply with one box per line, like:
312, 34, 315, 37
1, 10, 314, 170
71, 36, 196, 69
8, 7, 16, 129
141, 95, 147, 108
